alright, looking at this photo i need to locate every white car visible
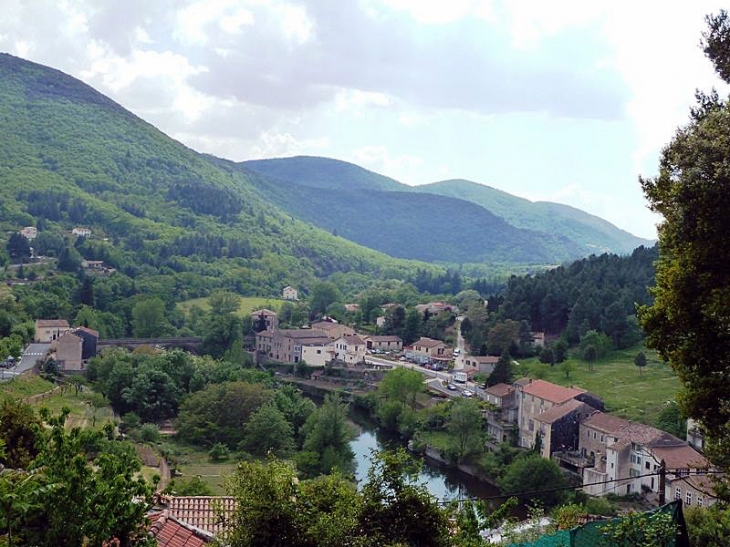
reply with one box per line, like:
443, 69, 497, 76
453, 348, 461, 356
461, 389, 474, 398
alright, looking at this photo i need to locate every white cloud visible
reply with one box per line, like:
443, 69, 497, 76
220, 7, 256, 34
335, 89, 393, 114
14, 40, 33, 58
375, 0, 495, 25
275, 3, 314, 44
250, 131, 330, 159
349, 145, 424, 185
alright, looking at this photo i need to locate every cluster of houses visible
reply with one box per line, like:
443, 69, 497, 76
253, 309, 403, 367
483, 378, 715, 507
34, 319, 99, 371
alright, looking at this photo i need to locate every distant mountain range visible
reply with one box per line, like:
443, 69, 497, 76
242, 156, 653, 264
0, 51, 652, 288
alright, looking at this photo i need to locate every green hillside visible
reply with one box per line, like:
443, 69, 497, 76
242, 157, 652, 263
242, 156, 404, 192
236, 165, 583, 264
412, 179, 654, 254
0, 53, 442, 298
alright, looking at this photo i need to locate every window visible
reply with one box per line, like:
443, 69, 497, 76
610, 463, 614, 469
686, 492, 692, 505
630, 469, 639, 477
675, 488, 681, 500
600, 434, 604, 443
593, 432, 597, 440
697, 496, 703, 508
529, 420, 534, 432
646, 461, 650, 470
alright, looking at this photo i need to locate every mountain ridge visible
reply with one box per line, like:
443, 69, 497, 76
242, 156, 653, 261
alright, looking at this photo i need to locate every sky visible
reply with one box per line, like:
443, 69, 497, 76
1, 1, 728, 240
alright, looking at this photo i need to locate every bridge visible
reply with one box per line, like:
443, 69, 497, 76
97, 337, 203, 353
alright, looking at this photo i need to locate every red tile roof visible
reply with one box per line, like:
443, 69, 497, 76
149, 510, 211, 546
535, 399, 587, 424
166, 496, 236, 535
652, 444, 708, 470
485, 383, 514, 398
414, 337, 446, 349
582, 412, 631, 435
520, 379, 586, 404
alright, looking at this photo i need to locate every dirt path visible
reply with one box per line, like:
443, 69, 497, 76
156, 456, 171, 492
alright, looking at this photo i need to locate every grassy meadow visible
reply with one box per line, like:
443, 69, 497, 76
0, 374, 116, 430
519, 346, 680, 427
162, 441, 238, 495
177, 296, 286, 318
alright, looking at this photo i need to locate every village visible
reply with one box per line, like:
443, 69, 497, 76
246, 301, 714, 512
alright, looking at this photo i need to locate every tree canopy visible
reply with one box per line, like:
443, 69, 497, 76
639, 9, 730, 484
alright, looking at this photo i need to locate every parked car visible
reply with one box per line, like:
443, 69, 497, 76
447, 383, 458, 391
461, 389, 474, 398
453, 348, 461, 356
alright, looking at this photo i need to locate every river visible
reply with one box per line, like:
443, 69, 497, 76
350, 409, 507, 507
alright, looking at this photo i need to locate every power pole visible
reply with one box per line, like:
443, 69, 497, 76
658, 459, 666, 505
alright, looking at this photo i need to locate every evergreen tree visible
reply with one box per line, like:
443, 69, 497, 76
486, 350, 514, 387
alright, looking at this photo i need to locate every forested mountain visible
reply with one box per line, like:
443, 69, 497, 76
227, 162, 583, 264
0, 53, 441, 299
242, 156, 404, 192
413, 179, 652, 255
242, 156, 652, 264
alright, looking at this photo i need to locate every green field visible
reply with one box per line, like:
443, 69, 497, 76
0, 374, 56, 399
520, 346, 680, 427
177, 296, 286, 317
163, 441, 239, 495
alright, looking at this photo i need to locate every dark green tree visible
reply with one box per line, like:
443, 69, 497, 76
240, 403, 295, 458
359, 448, 450, 547
6, 233, 31, 262
639, 10, 730, 481
298, 394, 356, 477
131, 297, 169, 338
447, 398, 485, 462
309, 282, 342, 318
497, 454, 567, 508
486, 350, 513, 387
121, 368, 181, 423
0, 399, 41, 469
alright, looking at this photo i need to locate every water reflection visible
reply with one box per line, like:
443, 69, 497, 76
350, 410, 504, 505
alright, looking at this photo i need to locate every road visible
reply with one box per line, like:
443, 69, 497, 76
365, 354, 485, 400
1, 343, 50, 382
18, 343, 50, 373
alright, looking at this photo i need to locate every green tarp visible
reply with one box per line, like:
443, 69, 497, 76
509, 500, 690, 547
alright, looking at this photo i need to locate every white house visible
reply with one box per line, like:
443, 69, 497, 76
20, 226, 37, 240
332, 334, 366, 365
72, 227, 92, 237
282, 286, 299, 301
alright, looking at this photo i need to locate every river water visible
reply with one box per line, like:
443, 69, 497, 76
350, 410, 506, 507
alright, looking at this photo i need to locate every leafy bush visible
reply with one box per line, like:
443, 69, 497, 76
208, 442, 230, 462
